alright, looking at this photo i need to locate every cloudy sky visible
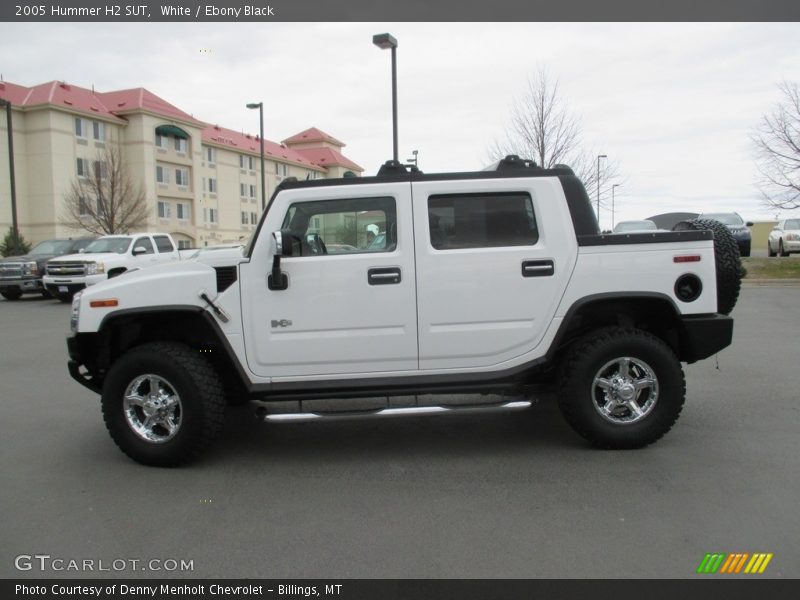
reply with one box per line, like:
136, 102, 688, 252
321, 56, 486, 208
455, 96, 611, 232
1, 22, 797, 228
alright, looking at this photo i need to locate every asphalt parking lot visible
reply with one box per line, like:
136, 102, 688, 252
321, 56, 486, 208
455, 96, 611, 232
1, 287, 798, 579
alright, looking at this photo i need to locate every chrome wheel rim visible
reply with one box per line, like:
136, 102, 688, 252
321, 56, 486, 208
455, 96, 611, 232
123, 374, 182, 443
592, 357, 658, 425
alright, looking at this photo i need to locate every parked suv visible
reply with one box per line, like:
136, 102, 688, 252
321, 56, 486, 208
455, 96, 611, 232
698, 212, 752, 257
43, 233, 179, 302
66, 158, 741, 466
0, 237, 93, 300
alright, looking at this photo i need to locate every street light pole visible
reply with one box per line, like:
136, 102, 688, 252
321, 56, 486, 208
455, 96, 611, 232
372, 33, 399, 162
596, 154, 607, 220
0, 98, 18, 238
246, 102, 266, 211
611, 184, 621, 230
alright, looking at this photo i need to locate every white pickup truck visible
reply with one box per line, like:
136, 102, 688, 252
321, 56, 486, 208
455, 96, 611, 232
65, 157, 741, 466
43, 232, 180, 302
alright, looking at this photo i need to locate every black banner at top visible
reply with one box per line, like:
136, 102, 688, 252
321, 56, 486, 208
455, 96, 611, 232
2, 0, 799, 22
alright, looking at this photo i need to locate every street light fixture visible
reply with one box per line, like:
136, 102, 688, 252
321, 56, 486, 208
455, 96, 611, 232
596, 154, 607, 219
0, 98, 18, 239
611, 183, 621, 230
246, 102, 266, 211
372, 33, 399, 162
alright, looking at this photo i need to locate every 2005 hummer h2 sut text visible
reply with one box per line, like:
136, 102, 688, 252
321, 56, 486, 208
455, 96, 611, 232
65, 158, 741, 466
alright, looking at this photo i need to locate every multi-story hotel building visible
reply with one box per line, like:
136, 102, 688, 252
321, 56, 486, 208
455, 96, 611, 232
0, 80, 363, 247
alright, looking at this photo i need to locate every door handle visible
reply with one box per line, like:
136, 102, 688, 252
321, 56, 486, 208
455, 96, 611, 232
368, 267, 401, 285
521, 259, 554, 277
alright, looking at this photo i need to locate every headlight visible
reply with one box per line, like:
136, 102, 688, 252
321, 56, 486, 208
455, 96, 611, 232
22, 261, 38, 276
70, 291, 82, 332
86, 261, 105, 275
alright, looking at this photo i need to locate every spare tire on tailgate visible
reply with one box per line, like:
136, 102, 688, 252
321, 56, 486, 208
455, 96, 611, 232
672, 218, 743, 315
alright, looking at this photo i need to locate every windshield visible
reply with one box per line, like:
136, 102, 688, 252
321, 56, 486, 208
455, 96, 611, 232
614, 221, 656, 232
784, 219, 800, 230
29, 240, 77, 256
701, 213, 743, 226
84, 237, 132, 254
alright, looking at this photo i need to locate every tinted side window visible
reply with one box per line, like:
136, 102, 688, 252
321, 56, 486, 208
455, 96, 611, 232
134, 237, 155, 255
282, 196, 397, 256
154, 235, 175, 253
428, 193, 538, 250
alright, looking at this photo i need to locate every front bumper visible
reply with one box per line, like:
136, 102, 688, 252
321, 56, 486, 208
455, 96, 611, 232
679, 314, 733, 363
67, 335, 102, 393
0, 277, 44, 293
43, 273, 106, 296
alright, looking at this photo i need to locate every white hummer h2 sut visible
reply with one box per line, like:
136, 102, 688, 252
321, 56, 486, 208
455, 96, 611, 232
66, 157, 741, 466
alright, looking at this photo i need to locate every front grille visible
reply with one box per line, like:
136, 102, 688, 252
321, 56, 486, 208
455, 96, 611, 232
0, 263, 23, 279
47, 262, 87, 276
214, 266, 237, 292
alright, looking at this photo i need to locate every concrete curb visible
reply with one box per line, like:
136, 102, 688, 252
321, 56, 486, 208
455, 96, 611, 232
742, 278, 800, 287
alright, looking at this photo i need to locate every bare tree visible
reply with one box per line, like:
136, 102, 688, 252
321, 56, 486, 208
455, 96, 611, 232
490, 67, 620, 208
61, 143, 149, 235
752, 81, 800, 211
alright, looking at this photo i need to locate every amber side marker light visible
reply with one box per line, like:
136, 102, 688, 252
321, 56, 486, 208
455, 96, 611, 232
90, 299, 119, 308
674, 255, 701, 263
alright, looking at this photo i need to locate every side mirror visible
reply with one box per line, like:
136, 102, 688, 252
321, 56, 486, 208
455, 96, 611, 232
268, 230, 293, 290
746, 221, 754, 227
132, 246, 147, 256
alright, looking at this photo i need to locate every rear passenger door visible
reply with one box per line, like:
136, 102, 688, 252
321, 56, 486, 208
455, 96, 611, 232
411, 178, 577, 371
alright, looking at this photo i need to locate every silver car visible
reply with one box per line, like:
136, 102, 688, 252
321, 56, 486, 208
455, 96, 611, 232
767, 218, 800, 257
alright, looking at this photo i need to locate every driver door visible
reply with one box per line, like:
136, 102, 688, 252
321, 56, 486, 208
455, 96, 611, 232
240, 183, 418, 379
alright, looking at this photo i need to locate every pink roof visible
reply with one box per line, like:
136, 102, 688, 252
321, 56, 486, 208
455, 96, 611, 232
1, 80, 126, 123
293, 146, 363, 172
282, 127, 345, 147
99, 88, 202, 125
202, 124, 326, 171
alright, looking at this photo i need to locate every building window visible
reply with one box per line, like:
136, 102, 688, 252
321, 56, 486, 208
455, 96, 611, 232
239, 155, 246, 169
177, 203, 190, 221
156, 165, 169, 184
93, 161, 108, 180
155, 133, 168, 148
157, 201, 171, 219
249, 184, 256, 198
205, 146, 216, 163
241, 211, 248, 225
428, 193, 539, 250
208, 208, 218, 223
75, 118, 87, 138
174, 137, 188, 153
207, 178, 217, 193
274, 162, 279, 174
240, 183, 247, 197
175, 168, 189, 187
248, 156, 255, 170
282, 164, 288, 176
177, 239, 191, 250
96, 198, 106, 217
76, 158, 90, 177
78, 197, 89, 216
250, 212, 257, 225
92, 121, 105, 141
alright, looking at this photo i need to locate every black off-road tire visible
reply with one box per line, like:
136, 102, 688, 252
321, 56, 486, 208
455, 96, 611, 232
101, 342, 225, 467
56, 293, 73, 303
768, 241, 776, 257
1, 289, 22, 300
558, 327, 686, 449
673, 218, 742, 315
779, 240, 789, 257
